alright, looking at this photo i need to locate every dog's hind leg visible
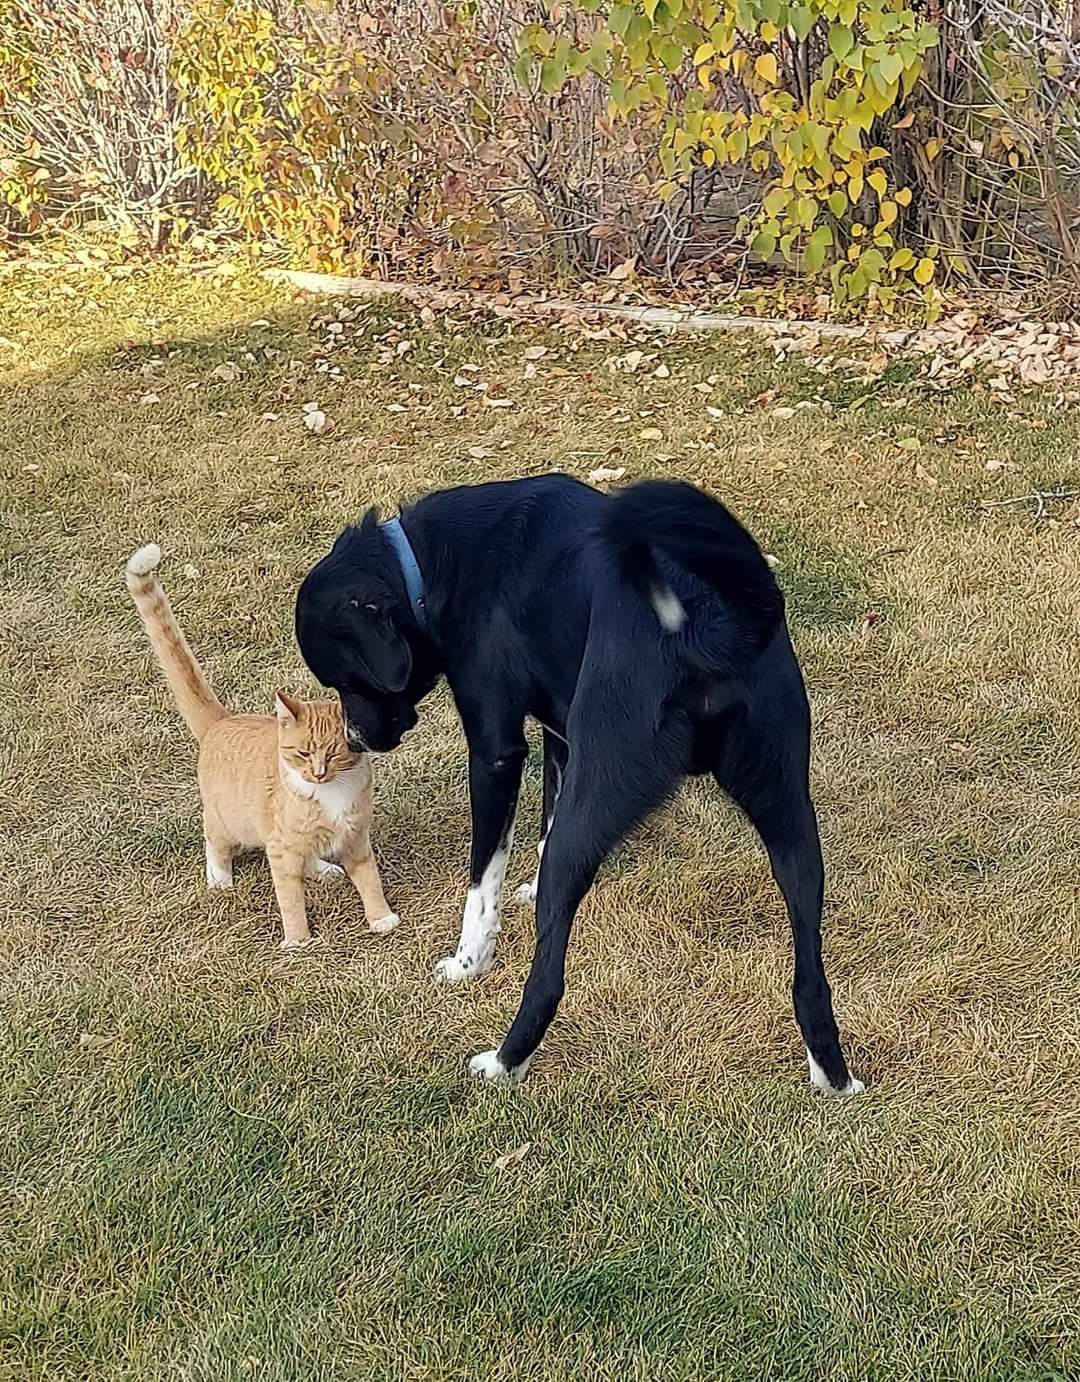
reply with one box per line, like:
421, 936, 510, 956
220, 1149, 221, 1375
515, 728, 567, 906
712, 696, 863, 1096
470, 713, 687, 1083
436, 712, 527, 984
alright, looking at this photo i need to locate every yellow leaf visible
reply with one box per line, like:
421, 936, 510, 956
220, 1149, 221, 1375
755, 53, 778, 85
868, 169, 887, 197
913, 257, 935, 285
693, 42, 715, 65
878, 199, 897, 228
925, 137, 944, 161
890, 248, 916, 270
894, 185, 912, 206
892, 110, 916, 130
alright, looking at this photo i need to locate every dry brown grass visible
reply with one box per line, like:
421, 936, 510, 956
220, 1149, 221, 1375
1, 263, 1079, 1380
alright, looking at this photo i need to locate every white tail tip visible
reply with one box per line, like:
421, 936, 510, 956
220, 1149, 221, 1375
126, 543, 161, 578
651, 583, 686, 632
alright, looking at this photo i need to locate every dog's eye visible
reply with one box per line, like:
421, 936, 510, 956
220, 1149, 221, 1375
348, 599, 380, 613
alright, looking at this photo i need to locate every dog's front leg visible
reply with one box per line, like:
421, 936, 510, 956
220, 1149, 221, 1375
435, 728, 526, 983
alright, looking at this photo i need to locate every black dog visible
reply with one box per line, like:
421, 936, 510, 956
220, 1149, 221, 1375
295, 474, 862, 1094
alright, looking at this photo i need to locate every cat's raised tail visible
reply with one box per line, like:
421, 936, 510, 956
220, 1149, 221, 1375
125, 544, 228, 742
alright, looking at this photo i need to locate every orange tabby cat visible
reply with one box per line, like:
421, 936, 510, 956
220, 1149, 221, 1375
125, 544, 399, 948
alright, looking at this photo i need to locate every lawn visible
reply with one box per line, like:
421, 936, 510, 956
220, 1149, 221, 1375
1, 263, 1078, 1381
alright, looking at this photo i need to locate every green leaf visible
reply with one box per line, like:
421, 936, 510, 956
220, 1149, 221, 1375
540, 58, 565, 94
828, 23, 854, 61
804, 237, 827, 272
878, 50, 903, 85
609, 4, 633, 38
752, 228, 777, 258
788, 5, 814, 41
659, 39, 683, 71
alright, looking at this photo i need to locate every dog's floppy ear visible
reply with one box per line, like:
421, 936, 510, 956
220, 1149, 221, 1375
345, 601, 412, 693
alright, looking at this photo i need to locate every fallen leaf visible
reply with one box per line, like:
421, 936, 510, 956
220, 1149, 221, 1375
897, 436, 921, 451
303, 409, 332, 433
771, 406, 796, 420
622, 350, 645, 373
468, 446, 495, 459
705, 406, 725, 419
453, 374, 476, 388
211, 362, 240, 382
608, 258, 636, 281
493, 1142, 532, 1171
653, 363, 671, 379
866, 349, 889, 376
78, 1033, 116, 1053
386, 403, 408, 413
484, 397, 514, 409
259, 412, 280, 422
523, 345, 549, 361
588, 465, 627, 483
22, 463, 39, 473
183, 563, 200, 579
639, 427, 663, 442
250, 318, 271, 327
914, 462, 938, 488
139, 392, 160, 405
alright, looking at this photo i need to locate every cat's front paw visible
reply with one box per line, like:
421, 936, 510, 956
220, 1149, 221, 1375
369, 912, 400, 935
280, 933, 321, 952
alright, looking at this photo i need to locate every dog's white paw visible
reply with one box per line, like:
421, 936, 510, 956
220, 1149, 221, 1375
307, 858, 345, 881
369, 912, 400, 935
807, 1049, 865, 1096
468, 1048, 533, 1084
513, 879, 537, 906
435, 953, 491, 984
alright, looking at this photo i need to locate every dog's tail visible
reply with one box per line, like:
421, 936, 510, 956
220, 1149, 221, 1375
125, 544, 228, 742
602, 480, 785, 658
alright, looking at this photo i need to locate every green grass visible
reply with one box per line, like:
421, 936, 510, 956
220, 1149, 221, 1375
1, 263, 1079, 1380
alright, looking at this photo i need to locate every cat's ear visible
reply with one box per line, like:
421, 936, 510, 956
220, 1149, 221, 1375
275, 691, 303, 723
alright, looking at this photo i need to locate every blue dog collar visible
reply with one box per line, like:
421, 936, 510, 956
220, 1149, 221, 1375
381, 516, 427, 630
